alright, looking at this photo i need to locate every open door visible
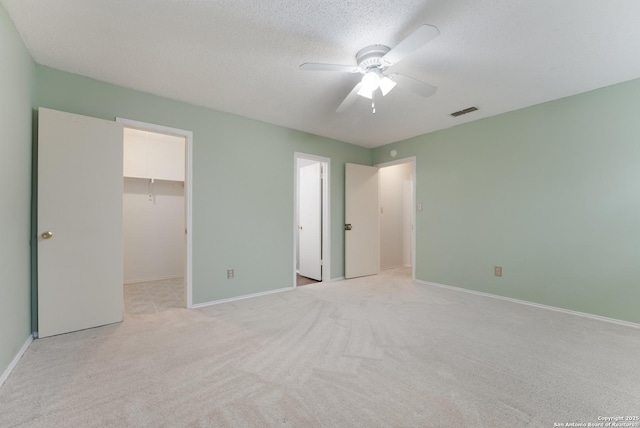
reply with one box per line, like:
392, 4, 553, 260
298, 162, 322, 281
37, 108, 124, 338
345, 163, 379, 279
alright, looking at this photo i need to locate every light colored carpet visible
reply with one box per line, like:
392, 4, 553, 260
124, 277, 185, 315
1, 268, 639, 427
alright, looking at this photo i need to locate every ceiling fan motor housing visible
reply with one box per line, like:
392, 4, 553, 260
356, 45, 391, 71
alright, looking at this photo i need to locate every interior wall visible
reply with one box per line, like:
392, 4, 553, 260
0, 5, 35, 380
35, 65, 372, 304
379, 162, 413, 269
123, 178, 185, 283
372, 77, 640, 324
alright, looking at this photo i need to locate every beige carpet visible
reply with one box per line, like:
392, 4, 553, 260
124, 277, 185, 315
1, 268, 639, 427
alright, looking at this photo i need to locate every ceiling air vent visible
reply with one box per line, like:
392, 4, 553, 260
451, 106, 478, 117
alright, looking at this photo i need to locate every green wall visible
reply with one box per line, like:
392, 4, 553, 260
0, 6, 35, 379
35, 66, 371, 304
373, 78, 640, 324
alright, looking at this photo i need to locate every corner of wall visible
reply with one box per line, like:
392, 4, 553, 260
0, 3, 37, 385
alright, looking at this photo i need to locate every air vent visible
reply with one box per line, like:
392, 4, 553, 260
451, 106, 478, 117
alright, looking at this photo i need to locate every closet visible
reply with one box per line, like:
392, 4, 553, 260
122, 128, 185, 286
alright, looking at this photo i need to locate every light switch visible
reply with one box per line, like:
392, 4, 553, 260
417, 203, 423, 212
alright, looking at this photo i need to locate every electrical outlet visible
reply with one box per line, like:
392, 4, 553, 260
494, 266, 502, 277
227, 269, 234, 279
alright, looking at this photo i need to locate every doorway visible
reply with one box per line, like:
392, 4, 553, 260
117, 118, 193, 310
294, 153, 330, 287
377, 157, 416, 279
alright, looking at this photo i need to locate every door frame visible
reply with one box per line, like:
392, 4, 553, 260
375, 156, 417, 280
293, 153, 331, 286
116, 117, 194, 307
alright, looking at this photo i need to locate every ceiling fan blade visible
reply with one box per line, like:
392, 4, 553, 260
382, 24, 439, 66
336, 82, 363, 112
387, 73, 437, 98
300, 63, 361, 73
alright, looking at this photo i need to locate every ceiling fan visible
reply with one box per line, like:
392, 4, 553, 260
300, 24, 439, 113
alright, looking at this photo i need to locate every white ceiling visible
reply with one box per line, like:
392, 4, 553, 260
3, 0, 640, 148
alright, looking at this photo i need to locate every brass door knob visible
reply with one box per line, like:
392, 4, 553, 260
41, 231, 53, 240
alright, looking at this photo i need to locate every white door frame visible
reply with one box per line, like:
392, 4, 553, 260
116, 117, 194, 307
294, 153, 331, 285
375, 156, 417, 280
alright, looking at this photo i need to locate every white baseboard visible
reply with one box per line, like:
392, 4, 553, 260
381, 264, 412, 270
124, 275, 183, 285
417, 280, 640, 330
0, 335, 33, 388
190, 286, 293, 309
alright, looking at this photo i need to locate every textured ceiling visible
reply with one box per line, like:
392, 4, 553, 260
3, 0, 640, 148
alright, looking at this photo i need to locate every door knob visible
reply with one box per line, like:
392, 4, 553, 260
41, 231, 53, 239
344, 224, 352, 231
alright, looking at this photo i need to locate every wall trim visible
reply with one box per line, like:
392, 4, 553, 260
417, 280, 640, 329
0, 335, 33, 388
190, 287, 294, 309
124, 275, 183, 285
381, 264, 411, 271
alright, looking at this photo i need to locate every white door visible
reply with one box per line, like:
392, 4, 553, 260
345, 163, 379, 278
298, 162, 322, 280
38, 108, 124, 338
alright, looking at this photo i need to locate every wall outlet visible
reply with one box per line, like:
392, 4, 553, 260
494, 266, 502, 277
227, 269, 234, 279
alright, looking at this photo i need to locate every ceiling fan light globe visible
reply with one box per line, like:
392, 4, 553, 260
361, 71, 380, 92
379, 76, 397, 96
357, 86, 374, 99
